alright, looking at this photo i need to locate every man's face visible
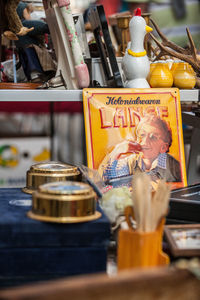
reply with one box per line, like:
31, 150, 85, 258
136, 121, 168, 161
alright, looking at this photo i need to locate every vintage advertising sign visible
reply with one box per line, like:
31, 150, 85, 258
83, 88, 187, 190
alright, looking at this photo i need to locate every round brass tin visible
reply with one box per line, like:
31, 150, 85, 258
27, 181, 101, 223
22, 161, 81, 194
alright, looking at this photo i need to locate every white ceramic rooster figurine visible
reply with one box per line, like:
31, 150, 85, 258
122, 8, 153, 88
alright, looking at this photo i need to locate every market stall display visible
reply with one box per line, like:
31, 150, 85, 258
0, 1, 200, 294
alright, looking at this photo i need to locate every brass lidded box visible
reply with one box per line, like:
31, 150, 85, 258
22, 161, 81, 194
27, 181, 101, 223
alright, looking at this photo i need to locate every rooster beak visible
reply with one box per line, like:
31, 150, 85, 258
146, 25, 153, 33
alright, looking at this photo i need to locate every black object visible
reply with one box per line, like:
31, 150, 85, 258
49, 102, 54, 160
105, 175, 133, 189
88, 5, 123, 88
171, 0, 187, 19
0, 0, 6, 66
167, 184, 200, 224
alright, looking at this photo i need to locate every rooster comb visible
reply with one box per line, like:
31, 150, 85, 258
134, 7, 141, 16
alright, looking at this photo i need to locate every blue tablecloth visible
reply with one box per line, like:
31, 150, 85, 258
0, 188, 111, 287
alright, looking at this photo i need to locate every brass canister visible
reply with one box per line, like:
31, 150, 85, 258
27, 181, 101, 223
22, 161, 81, 194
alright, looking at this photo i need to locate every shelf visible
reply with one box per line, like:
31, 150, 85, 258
0, 89, 199, 102
179, 89, 199, 102
0, 90, 83, 102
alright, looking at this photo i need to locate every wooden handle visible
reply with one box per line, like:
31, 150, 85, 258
124, 205, 135, 230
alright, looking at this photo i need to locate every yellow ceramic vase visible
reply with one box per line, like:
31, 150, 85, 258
170, 60, 181, 76
188, 64, 195, 75
147, 62, 157, 84
173, 62, 196, 89
166, 59, 174, 70
149, 62, 173, 88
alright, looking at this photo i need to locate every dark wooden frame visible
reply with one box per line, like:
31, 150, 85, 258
164, 224, 200, 257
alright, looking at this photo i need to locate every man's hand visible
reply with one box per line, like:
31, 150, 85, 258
4, 31, 19, 41
127, 141, 142, 153
17, 26, 34, 36
115, 141, 141, 160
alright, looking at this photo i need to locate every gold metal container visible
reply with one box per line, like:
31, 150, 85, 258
27, 181, 101, 223
22, 161, 81, 194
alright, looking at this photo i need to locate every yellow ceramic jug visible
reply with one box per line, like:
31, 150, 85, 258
170, 60, 182, 76
147, 62, 157, 84
173, 62, 196, 89
149, 62, 173, 88
188, 64, 195, 75
166, 59, 174, 70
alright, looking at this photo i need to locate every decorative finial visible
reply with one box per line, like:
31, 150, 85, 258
134, 7, 141, 16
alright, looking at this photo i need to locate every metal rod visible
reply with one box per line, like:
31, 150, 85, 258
49, 102, 55, 160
